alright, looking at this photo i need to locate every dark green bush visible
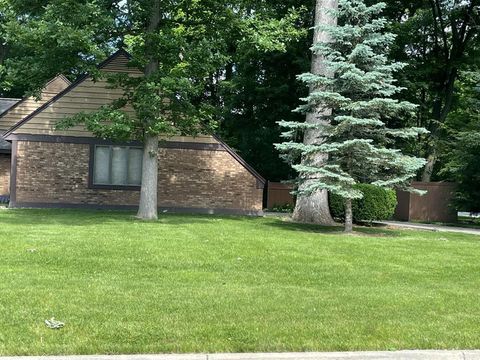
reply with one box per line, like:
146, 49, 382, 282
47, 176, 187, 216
269, 203, 295, 213
329, 184, 397, 223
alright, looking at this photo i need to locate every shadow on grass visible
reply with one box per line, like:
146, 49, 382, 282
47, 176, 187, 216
0, 208, 259, 227
0, 208, 130, 226
0, 208, 403, 238
264, 217, 402, 237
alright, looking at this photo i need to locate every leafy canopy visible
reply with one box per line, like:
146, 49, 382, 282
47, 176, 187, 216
440, 71, 480, 212
46, 0, 306, 142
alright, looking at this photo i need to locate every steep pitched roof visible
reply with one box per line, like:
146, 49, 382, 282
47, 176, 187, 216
0, 98, 20, 153
3, 49, 133, 137
1, 49, 266, 184
212, 135, 266, 185
0, 75, 71, 134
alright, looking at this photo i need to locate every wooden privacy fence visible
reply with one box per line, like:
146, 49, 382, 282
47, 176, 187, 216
266, 182, 295, 209
394, 182, 457, 223
266, 181, 458, 223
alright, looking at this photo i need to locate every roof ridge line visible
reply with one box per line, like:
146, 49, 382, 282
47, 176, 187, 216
3, 49, 132, 138
212, 134, 266, 184
0, 74, 72, 129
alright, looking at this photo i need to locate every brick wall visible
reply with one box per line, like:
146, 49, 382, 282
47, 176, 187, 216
14, 141, 263, 212
0, 154, 10, 195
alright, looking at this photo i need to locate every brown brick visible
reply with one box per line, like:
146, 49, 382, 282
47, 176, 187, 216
14, 141, 263, 212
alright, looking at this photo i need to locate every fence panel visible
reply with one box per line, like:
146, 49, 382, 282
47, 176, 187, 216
266, 182, 295, 209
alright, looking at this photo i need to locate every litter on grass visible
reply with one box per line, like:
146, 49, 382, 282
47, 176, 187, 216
45, 318, 64, 329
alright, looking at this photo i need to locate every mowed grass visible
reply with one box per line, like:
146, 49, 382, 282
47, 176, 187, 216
0, 209, 479, 355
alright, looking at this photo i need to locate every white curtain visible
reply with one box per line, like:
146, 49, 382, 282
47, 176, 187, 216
128, 148, 143, 185
94, 146, 110, 184
111, 146, 128, 185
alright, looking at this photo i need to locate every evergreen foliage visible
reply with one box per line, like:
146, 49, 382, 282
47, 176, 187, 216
277, 0, 427, 230
329, 184, 397, 222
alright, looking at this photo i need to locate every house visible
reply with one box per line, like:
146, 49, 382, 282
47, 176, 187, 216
0, 50, 265, 214
0, 98, 21, 197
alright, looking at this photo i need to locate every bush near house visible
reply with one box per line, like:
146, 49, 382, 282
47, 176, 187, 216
329, 184, 397, 223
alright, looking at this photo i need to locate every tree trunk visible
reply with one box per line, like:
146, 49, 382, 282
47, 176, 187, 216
137, 0, 160, 220
344, 198, 353, 233
293, 0, 338, 226
137, 135, 159, 220
421, 150, 437, 183
422, 65, 458, 182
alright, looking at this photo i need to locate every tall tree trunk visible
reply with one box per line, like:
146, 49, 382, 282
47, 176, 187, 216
422, 66, 458, 182
293, 0, 338, 226
137, 0, 160, 220
344, 198, 353, 233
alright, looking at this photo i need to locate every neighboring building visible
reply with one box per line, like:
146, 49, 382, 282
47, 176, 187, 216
0, 98, 21, 196
0, 98, 21, 114
0, 140, 12, 196
0, 50, 265, 214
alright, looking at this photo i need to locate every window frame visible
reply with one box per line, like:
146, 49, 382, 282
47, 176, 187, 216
88, 144, 143, 191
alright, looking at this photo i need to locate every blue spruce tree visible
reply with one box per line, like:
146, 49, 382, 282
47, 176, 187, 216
277, 0, 427, 232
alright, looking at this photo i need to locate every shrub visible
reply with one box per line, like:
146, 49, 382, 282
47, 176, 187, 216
329, 184, 397, 223
270, 203, 295, 213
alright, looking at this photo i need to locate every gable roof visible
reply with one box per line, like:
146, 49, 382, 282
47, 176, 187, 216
0, 98, 20, 152
0, 75, 71, 135
3, 49, 133, 138
212, 135, 266, 185
1, 49, 266, 184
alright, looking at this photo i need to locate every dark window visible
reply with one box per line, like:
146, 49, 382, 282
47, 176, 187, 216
92, 145, 143, 187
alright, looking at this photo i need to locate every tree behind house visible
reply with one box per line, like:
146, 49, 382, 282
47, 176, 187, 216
383, 0, 480, 182
56, 0, 225, 220
439, 71, 480, 213
277, 0, 427, 232
52, 0, 304, 220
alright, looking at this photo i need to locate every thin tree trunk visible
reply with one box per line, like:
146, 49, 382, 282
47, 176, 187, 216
344, 198, 353, 233
421, 150, 437, 183
422, 66, 457, 182
293, 0, 338, 226
137, 0, 160, 220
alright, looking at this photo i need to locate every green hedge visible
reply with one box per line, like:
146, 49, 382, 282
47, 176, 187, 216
329, 184, 397, 223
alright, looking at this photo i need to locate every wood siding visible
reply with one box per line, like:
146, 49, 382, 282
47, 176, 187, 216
0, 76, 70, 133
101, 54, 139, 74
11, 53, 141, 137
4, 51, 265, 212
10, 52, 219, 144
14, 81, 137, 136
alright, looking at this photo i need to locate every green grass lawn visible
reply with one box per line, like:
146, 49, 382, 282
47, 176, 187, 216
1, 209, 479, 355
